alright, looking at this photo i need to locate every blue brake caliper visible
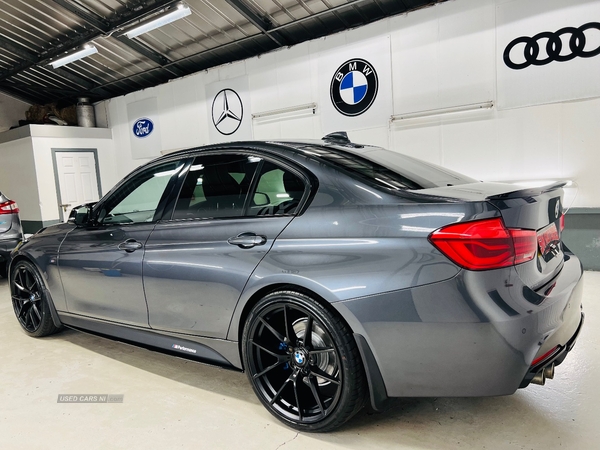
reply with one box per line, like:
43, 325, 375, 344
279, 342, 289, 370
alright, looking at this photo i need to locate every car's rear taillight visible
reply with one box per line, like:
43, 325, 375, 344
560, 215, 565, 232
428, 217, 537, 271
0, 200, 19, 215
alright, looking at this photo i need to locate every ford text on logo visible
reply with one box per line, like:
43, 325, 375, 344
330, 59, 378, 116
504, 22, 600, 70
133, 118, 154, 138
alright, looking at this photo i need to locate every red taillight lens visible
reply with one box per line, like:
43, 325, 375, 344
560, 215, 565, 232
428, 218, 537, 271
510, 229, 538, 264
0, 200, 19, 215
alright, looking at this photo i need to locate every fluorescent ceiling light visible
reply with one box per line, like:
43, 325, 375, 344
124, 3, 192, 39
48, 45, 97, 69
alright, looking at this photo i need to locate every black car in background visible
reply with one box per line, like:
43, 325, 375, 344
0, 191, 22, 278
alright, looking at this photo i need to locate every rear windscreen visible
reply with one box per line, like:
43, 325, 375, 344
299, 144, 476, 191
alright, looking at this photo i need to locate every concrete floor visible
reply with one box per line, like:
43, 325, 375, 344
0, 273, 599, 450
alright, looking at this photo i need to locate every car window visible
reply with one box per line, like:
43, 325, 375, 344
99, 161, 184, 224
297, 145, 476, 190
248, 161, 306, 216
173, 154, 260, 220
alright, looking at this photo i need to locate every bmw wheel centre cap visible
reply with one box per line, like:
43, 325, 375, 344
293, 350, 307, 367
330, 58, 378, 116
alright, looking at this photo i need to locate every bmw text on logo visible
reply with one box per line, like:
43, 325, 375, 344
330, 59, 378, 116
504, 22, 600, 70
133, 118, 153, 138
211, 88, 243, 135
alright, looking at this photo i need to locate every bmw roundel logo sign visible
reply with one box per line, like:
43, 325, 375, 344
133, 118, 154, 138
330, 58, 378, 116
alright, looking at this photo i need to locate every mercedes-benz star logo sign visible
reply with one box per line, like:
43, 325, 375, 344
330, 58, 378, 116
504, 22, 600, 70
211, 88, 243, 135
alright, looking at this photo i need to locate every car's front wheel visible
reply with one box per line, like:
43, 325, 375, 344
242, 290, 366, 432
10, 260, 61, 337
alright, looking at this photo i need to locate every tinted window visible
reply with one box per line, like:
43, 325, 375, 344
173, 155, 259, 220
99, 161, 183, 224
299, 145, 476, 190
249, 162, 305, 216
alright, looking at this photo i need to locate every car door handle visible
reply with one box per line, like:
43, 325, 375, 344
227, 233, 267, 249
118, 239, 143, 253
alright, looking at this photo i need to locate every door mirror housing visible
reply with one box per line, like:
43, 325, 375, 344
253, 192, 269, 206
68, 202, 97, 226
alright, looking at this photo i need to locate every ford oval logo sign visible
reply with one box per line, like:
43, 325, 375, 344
133, 118, 153, 138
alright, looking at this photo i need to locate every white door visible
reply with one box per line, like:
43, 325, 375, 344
55, 151, 100, 221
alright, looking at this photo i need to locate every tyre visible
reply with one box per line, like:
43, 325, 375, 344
10, 260, 61, 337
242, 290, 366, 432
0, 261, 6, 279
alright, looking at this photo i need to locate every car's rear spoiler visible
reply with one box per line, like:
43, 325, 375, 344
486, 181, 567, 200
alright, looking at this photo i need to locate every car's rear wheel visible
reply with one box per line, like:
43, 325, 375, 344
10, 260, 61, 337
242, 290, 366, 432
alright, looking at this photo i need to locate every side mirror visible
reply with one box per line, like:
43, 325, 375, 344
68, 202, 97, 226
253, 192, 269, 206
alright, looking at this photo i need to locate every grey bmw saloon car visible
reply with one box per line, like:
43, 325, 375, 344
9, 132, 584, 431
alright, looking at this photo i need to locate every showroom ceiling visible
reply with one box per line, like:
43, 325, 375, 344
0, 0, 444, 105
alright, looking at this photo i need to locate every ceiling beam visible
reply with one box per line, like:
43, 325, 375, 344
222, 0, 288, 46
0, 34, 38, 61
0, 0, 181, 84
113, 36, 185, 77
0, 34, 113, 97
51, 0, 185, 77
88, 0, 429, 95
0, 84, 39, 104
0, 80, 79, 96
51, 0, 111, 32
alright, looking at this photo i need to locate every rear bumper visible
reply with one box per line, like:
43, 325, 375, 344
0, 237, 20, 263
519, 311, 584, 388
335, 251, 584, 400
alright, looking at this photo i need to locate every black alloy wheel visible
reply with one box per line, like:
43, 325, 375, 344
242, 291, 365, 432
11, 260, 61, 337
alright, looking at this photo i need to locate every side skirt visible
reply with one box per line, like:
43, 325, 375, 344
59, 312, 242, 370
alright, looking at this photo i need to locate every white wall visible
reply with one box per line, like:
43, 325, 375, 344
0, 136, 40, 221
30, 128, 117, 222
0, 126, 117, 224
98, 0, 600, 208
0, 92, 29, 133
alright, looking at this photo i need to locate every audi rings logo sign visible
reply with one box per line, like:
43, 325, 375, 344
330, 59, 378, 116
504, 22, 600, 70
211, 88, 243, 135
